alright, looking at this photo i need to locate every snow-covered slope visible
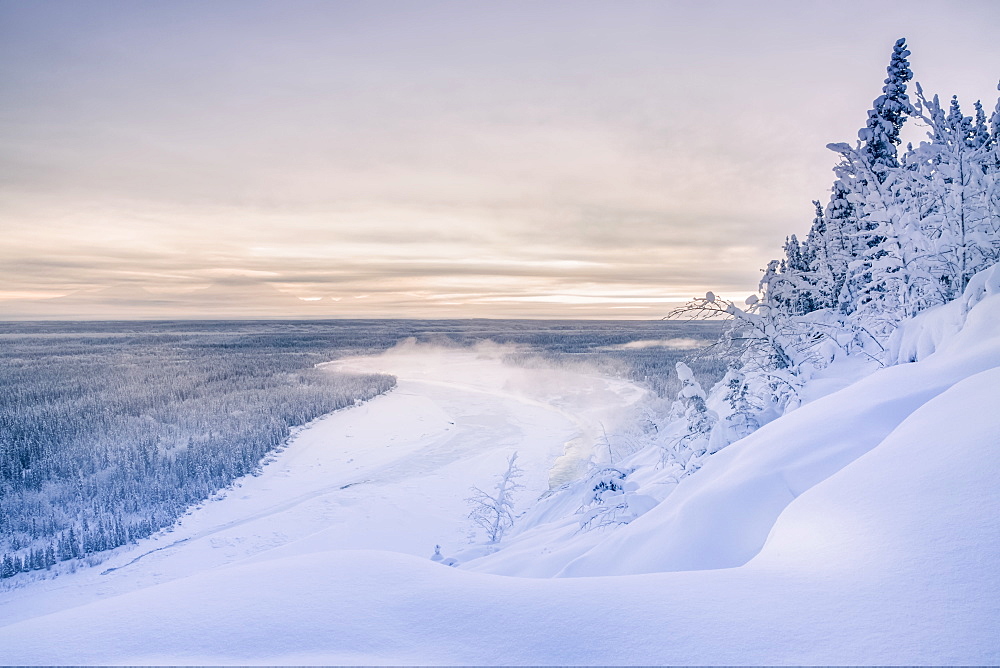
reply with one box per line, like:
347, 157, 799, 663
554, 289, 1000, 576
1, 292, 998, 665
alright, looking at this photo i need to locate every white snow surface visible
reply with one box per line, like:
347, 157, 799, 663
2, 298, 999, 664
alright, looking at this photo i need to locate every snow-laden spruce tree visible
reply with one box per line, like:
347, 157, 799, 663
665, 362, 717, 460
861, 37, 914, 180
829, 38, 920, 330
467, 452, 524, 544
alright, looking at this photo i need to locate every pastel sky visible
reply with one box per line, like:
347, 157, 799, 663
2, 0, 998, 319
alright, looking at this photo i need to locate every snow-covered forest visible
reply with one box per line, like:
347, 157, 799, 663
0, 325, 396, 578
660, 38, 1000, 464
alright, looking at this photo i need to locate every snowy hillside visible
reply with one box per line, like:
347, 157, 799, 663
1, 274, 998, 665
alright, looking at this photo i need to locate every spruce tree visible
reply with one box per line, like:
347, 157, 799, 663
860, 38, 914, 181
833, 39, 917, 328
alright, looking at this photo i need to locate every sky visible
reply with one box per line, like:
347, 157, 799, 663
1, 0, 998, 319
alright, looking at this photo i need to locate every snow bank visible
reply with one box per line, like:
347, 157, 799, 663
889, 263, 1000, 364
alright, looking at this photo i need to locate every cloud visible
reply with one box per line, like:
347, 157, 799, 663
2, 0, 998, 318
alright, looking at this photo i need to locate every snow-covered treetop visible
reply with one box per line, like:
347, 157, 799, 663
859, 37, 914, 180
